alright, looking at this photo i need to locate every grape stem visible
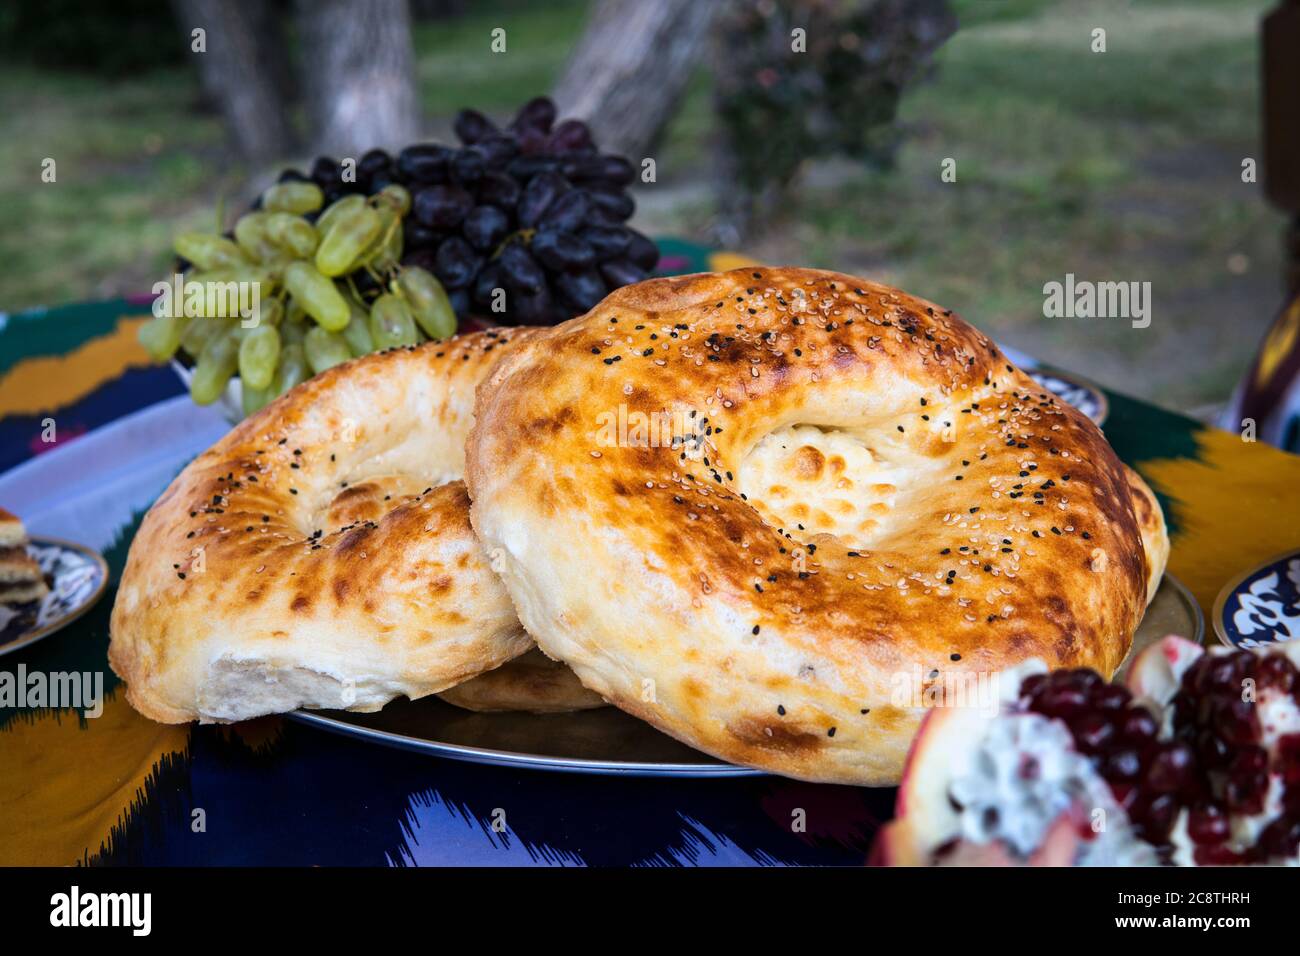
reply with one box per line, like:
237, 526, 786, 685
345, 273, 364, 304
362, 210, 403, 284
492, 228, 535, 262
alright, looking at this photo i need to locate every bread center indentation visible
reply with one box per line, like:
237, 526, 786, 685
737, 424, 902, 550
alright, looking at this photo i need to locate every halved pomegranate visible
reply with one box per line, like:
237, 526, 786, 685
873, 637, 1300, 866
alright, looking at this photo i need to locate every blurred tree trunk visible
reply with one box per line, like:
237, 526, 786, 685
172, 0, 294, 162
295, 0, 420, 157
552, 0, 718, 159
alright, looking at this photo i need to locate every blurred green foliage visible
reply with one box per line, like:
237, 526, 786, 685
713, 0, 956, 224
0, 0, 183, 75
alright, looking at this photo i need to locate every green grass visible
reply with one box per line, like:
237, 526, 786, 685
415, 0, 589, 116
0, 66, 237, 310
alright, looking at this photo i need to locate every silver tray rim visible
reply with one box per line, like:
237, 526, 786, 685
285, 708, 766, 777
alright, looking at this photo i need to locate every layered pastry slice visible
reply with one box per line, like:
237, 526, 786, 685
0, 508, 48, 605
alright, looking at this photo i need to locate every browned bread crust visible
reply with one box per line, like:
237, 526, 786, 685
465, 267, 1169, 785
110, 330, 541, 723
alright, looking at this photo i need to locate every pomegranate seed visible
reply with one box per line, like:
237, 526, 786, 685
1196, 730, 1232, 770
1103, 748, 1142, 782
1283, 786, 1300, 816
1091, 684, 1131, 711
1179, 772, 1211, 804
1051, 667, 1101, 692
1144, 742, 1196, 794
1109, 783, 1138, 811
1229, 746, 1268, 775
1257, 654, 1296, 693
1020, 673, 1048, 699
1229, 650, 1257, 680
1071, 712, 1115, 753
1225, 772, 1268, 814
1257, 816, 1300, 859
1170, 691, 1196, 731
1032, 686, 1090, 719
1130, 792, 1178, 843
1277, 734, 1300, 785
1194, 844, 1249, 866
1120, 708, 1159, 743
1215, 698, 1261, 747
1187, 804, 1230, 845
1182, 655, 1210, 690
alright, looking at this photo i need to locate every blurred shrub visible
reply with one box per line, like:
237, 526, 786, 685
0, 0, 184, 75
714, 0, 955, 229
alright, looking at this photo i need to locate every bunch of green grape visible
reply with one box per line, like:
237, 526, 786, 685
138, 180, 457, 417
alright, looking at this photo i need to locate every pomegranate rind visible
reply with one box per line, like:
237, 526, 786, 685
1124, 634, 1204, 708
878, 696, 1016, 865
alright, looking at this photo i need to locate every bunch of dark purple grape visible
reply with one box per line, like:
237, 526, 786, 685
296, 96, 658, 326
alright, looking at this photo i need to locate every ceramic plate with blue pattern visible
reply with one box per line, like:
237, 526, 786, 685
0, 538, 109, 657
1213, 549, 1300, 650
1025, 367, 1109, 426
